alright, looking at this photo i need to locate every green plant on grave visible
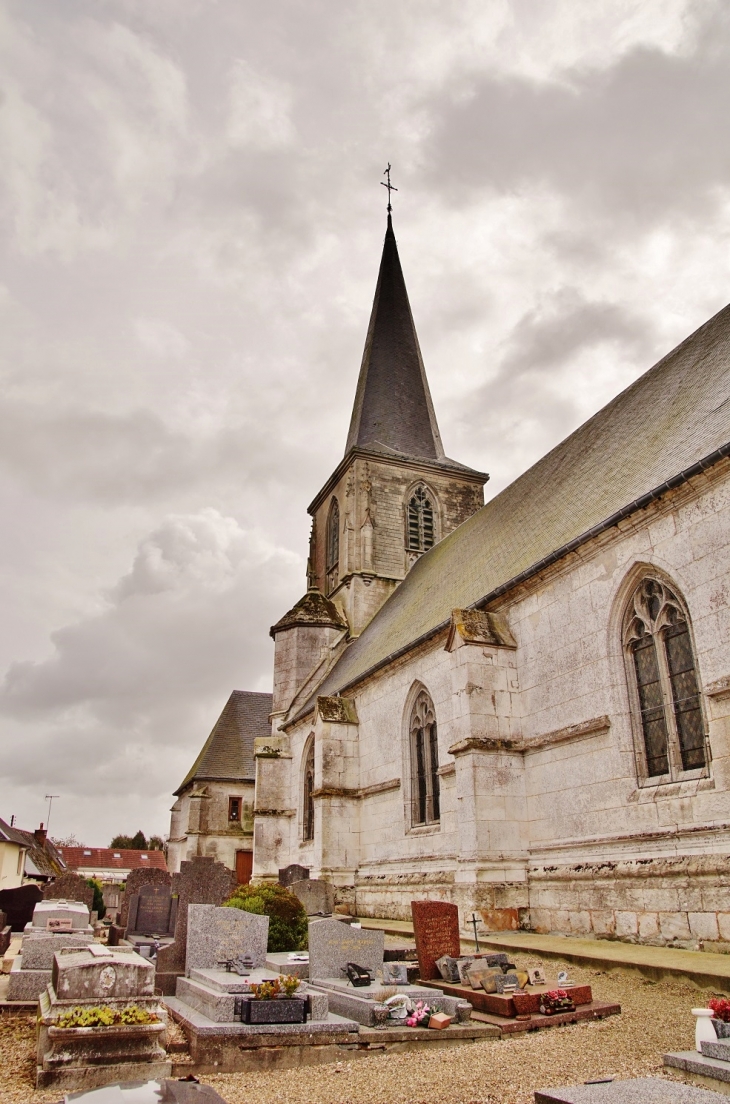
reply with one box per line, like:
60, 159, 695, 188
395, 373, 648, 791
223, 883, 308, 953
56, 1005, 159, 1028
85, 878, 106, 920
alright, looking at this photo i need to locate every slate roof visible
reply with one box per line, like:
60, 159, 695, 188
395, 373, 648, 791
174, 690, 272, 794
4, 825, 67, 878
58, 847, 167, 872
302, 300, 730, 709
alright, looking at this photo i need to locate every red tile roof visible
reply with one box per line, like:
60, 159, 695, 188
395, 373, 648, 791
57, 848, 167, 872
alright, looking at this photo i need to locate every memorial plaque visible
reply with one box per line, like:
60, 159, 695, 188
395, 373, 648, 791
131, 884, 175, 935
411, 900, 461, 981
47, 917, 73, 931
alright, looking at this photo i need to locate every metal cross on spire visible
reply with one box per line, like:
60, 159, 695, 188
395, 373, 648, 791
381, 163, 398, 213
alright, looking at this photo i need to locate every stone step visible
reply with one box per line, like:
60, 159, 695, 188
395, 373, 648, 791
701, 1037, 730, 1062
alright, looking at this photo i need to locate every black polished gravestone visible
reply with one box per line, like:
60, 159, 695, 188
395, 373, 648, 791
128, 883, 177, 936
0, 883, 42, 930
278, 864, 310, 888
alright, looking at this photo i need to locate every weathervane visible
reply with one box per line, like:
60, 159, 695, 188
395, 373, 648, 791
381, 163, 398, 213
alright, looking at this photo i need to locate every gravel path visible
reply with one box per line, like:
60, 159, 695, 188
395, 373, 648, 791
0, 953, 715, 1104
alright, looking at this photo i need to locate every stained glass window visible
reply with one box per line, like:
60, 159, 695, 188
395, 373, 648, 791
410, 689, 440, 825
624, 577, 706, 781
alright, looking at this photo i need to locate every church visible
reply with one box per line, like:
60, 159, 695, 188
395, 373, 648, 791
169, 211, 730, 947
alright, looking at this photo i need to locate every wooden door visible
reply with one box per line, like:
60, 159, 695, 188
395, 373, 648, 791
235, 850, 253, 885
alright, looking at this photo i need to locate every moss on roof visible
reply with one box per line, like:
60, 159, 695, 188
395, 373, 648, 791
175, 690, 272, 795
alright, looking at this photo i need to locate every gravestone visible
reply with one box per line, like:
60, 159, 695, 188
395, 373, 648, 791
411, 900, 461, 981
155, 857, 236, 995
43, 872, 94, 911
278, 864, 309, 888
535, 1078, 729, 1103
0, 883, 42, 930
308, 917, 384, 981
0, 909, 10, 956
119, 868, 171, 928
128, 884, 176, 936
185, 905, 268, 974
31, 900, 91, 931
37, 946, 169, 1091
289, 878, 334, 916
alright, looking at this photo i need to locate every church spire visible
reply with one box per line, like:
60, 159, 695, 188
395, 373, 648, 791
345, 212, 445, 461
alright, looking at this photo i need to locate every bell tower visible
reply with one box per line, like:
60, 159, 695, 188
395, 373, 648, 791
307, 211, 488, 637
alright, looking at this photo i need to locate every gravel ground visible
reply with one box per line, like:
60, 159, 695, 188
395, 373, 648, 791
0, 953, 716, 1104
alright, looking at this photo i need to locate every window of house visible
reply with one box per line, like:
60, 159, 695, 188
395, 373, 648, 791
409, 689, 440, 826
624, 576, 707, 782
303, 739, 315, 842
228, 797, 241, 822
407, 487, 435, 553
326, 498, 340, 594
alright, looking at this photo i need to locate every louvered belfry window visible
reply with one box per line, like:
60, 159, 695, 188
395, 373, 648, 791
410, 689, 440, 826
407, 487, 435, 553
624, 577, 706, 780
303, 740, 315, 842
326, 498, 339, 594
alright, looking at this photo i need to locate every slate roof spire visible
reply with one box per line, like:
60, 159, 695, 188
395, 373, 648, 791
345, 213, 445, 460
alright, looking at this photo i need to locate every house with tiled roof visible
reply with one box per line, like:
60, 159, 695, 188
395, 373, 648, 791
0, 820, 66, 888
57, 846, 167, 885
244, 209, 730, 944
167, 690, 272, 884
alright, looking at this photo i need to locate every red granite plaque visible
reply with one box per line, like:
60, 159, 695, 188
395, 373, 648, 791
411, 900, 461, 980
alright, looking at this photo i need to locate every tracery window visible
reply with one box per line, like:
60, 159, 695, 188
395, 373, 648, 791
303, 739, 315, 842
326, 498, 340, 594
407, 487, 435, 553
623, 577, 707, 781
409, 689, 440, 826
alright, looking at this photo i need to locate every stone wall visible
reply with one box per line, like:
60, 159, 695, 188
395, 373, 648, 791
260, 460, 730, 945
166, 779, 254, 875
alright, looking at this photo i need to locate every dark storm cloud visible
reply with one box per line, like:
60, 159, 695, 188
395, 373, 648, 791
424, 15, 730, 224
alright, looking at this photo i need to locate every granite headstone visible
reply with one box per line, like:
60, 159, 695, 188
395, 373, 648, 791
0, 883, 42, 930
278, 864, 309, 888
185, 904, 269, 974
411, 900, 461, 981
43, 872, 94, 911
155, 857, 236, 995
128, 884, 176, 936
308, 917, 384, 981
289, 878, 335, 916
534, 1078, 729, 1103
119, 868, 171, 928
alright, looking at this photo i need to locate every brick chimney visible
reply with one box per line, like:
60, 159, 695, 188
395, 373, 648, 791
34, 823, 47, 845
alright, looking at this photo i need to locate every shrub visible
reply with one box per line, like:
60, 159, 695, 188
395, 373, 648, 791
85, 878, 106, 920
223, 883, 308, 952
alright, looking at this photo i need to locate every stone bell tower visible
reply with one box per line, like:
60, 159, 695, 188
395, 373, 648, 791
306, 212, 488, 638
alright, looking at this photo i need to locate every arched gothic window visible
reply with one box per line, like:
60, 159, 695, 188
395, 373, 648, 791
407, 487, 435, 553
303, 739, 315, 842
623, 577, 707, 780
326, 498, 339, 594
409, 689, 440, 826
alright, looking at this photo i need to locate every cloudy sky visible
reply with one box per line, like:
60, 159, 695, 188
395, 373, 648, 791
2, 0, 730, 845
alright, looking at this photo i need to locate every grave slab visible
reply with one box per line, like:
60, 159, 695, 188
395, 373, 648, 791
411, 900, 460, 981
185, 905, 268, 975
535, 1077, 730, 1103
664, 1050, 730, 1091
308, 917, 383, 981
7, 955, 51, 1001
702, 1038, 730, 1062
30, 900, 91, 931
266, 951, 309, 978
20, 932, 95, 971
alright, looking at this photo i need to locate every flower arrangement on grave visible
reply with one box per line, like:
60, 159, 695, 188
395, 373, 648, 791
56, 1005, 160, 1028
709, 998, 730, 1023
248, 975, 301, 1001
223, 883, 308, 952
405, 1001, 431, 1028
539, 989, 575, 1016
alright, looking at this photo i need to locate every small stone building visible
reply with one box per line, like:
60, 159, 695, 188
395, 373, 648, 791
168, 691, 272, 883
